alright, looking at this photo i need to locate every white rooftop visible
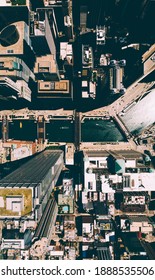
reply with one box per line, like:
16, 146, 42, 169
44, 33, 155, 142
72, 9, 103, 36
82, 91, 89, 98
60, 42, 72, 60
121, 89, 155, 134
82, 81, 88, 87
0, 0, 11, 6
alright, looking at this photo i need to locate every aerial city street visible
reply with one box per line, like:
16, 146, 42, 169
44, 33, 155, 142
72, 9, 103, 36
1, 0, 155, 260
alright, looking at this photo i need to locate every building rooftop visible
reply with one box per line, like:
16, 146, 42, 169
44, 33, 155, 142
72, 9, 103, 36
34, 55, 59, 79
85, 150, 109, 158
0, 150, 63, 187
85, 150, 143, 159
38, 80, 71, 96
96, 245, 112, 260
81, 216, 94, 223
94, 201, 108, 215
2, 228, 30, 240
114, 150, 143, 159
34, 197, 57, 240
129, 215, 152, 223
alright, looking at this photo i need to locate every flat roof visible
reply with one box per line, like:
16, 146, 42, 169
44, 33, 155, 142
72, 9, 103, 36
82, 216, 94, 223
0, 150, 63, 187
85, 150, 143, 159
116, 150, 143, 159
86, 151, 109, 157
129, 215, 151, 223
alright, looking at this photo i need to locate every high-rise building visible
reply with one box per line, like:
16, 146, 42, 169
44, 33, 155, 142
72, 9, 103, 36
30, 8, 59, 56
0, 150, 64, 225
0, 56, 35, 101
34, 54, 60, 81
0, 1, 35, 102
82, 149, 155, 214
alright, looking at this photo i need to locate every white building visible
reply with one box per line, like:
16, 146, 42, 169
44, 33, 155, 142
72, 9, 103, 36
83, 149, 155, 214
120, 215, 153, 234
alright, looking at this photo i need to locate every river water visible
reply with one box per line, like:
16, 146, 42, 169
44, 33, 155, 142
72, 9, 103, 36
2, 118, 126, 143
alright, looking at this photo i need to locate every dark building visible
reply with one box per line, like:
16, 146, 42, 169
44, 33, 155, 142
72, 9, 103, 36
121, 232, 148, 260
1, 228, 32, 250
0, 150, 64, 223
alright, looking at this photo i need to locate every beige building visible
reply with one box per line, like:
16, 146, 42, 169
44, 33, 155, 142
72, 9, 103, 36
129, 216, 153, 234
0, 21, 35, 101
0, 21, 32, 56
0, 57, 34, 83
121, 215, 153, 234
0, 139, 45, 164
38, 80, 73, 99
34, 54, 60, 81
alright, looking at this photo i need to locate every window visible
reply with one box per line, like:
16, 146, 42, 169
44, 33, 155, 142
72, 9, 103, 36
90, 160, 96, 165
0, 62, 4, 69
39, 67, 49, 73
123, 175, 130, 188
88, 182, 93, 190
7, 50, 14, 53
50, 82, 55, 90
13, 62, 22, 70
